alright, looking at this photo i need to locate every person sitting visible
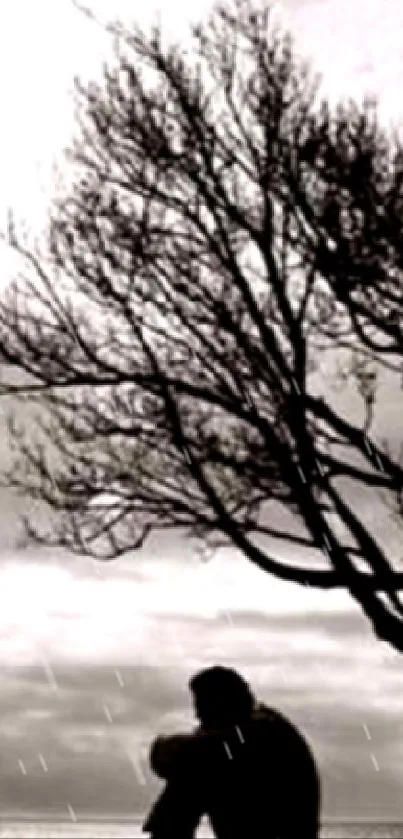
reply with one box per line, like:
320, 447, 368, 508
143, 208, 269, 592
143, 665, 321, 839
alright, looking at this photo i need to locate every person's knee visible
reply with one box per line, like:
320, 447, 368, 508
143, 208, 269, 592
150, 734, 191, 779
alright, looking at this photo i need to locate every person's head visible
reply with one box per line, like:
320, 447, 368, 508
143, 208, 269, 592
189, 666, 255, 728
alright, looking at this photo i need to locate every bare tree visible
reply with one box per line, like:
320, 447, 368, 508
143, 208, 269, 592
1, 0, 403, 651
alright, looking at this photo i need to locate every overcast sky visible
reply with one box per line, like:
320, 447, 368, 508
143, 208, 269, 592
0, 0, 402, 827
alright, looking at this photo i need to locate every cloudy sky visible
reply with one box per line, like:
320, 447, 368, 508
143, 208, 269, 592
0, 0, 402, 827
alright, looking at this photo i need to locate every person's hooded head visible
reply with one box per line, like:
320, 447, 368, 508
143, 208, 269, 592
189, 666, 255, 729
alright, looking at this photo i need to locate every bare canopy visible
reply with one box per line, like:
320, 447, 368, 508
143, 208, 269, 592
1, 0, 403, 651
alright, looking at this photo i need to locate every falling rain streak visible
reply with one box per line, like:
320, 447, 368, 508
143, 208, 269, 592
127, 750, 147, 786
67, 804, 77, 822
371, 754, 380, 771
115, 669, 125, 687
363, 723, 371, 741
40, 655, 58, 691
103, 703, 113, 723
38, 753, 48, 772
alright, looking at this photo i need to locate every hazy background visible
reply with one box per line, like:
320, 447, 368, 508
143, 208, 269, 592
0, 0, 401, 824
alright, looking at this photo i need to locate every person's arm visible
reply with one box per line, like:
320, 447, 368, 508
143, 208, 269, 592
144, 734, 204, 838
149, 734, 194, 780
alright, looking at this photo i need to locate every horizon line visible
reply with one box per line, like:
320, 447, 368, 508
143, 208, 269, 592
0, 815, 402, 823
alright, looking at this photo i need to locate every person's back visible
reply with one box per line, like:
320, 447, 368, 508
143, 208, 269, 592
188, 701, 320, 839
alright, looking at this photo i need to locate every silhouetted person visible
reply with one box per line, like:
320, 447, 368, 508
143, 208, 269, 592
143, 665, 321, 839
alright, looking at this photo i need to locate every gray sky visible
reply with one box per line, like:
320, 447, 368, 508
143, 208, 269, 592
0, 0, 402, 825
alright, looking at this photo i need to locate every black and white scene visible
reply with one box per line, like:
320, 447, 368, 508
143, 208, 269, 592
0, 0, 402, 837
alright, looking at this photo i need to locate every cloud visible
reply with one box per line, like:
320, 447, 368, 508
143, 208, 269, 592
0, 546, 366, 675
0, 544, 400, 820
0, 656, 401, 820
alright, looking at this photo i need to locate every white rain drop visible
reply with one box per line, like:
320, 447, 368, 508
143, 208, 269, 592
38, 753, 48, 772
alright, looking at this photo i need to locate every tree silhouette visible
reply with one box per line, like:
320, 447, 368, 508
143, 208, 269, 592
1, 0, 403, 651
